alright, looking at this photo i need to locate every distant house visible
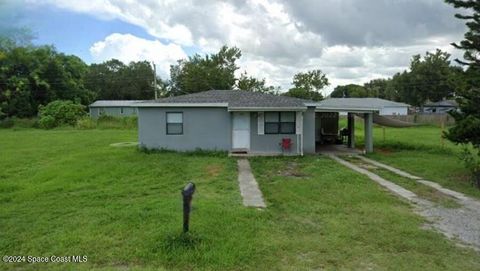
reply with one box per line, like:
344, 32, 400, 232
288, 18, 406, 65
135, 90, 383, 155
89, 100, 143, 118
422, 100, 458, 114
323, 98, 410, 116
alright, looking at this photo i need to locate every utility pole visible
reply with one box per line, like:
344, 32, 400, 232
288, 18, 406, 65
152, 61, 158, 100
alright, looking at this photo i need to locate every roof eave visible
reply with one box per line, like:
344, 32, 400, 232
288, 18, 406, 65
314, 107, 380, 113
136, 102, 229, 107
228, 106, 308, 112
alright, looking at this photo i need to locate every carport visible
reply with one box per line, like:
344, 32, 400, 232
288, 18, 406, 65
307, 99, 379, 153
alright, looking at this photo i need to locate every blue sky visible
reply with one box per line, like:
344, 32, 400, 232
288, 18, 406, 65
2, 3, 163, 63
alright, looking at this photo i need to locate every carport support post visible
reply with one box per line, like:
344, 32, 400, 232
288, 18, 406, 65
364, 113, 373, 153
347, 113, 355, 148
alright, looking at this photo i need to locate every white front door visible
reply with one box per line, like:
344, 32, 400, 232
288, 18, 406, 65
232, 112, 250, 150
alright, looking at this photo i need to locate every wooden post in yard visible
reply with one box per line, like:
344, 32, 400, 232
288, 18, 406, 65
441, 120, 445, 148
382, 127, 386, 142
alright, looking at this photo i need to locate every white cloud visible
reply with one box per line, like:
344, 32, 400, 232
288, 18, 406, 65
89, 33, 187, 78
29, 0, 466, 93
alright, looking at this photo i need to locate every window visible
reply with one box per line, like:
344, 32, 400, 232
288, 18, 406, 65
166, 112, 183, 135
120, 107, 124, 114
264, 112, 295, 134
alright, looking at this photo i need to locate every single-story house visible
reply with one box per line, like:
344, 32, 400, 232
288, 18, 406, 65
136, 90, 380, 155
422, 100, 458, 114
89, 100, 143, 118
324, 98, 410, 116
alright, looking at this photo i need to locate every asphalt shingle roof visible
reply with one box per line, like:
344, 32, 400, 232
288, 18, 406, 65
317, 98, 410, 109
149, 90, 312, 108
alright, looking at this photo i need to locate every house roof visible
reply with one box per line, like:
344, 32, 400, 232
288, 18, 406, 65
314, 98, 410, 111
89, 100, 144, 107
424, 100, 458, 107
137, 90, 312, 110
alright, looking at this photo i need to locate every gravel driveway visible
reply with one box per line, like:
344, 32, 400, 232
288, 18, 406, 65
331, 154, 480, 251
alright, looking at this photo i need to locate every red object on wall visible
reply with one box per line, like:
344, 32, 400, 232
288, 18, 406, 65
280, 138, 293, 150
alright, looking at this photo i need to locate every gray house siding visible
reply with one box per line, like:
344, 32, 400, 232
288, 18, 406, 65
138, 107, 231, 151
249, 112, 299, 154
89, 107, 137, 118
303, 107, 316, 154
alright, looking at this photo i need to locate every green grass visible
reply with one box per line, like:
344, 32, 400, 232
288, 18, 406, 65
1, 129, 479, 270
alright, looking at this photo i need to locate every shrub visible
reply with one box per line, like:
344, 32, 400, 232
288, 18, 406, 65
38, 100, 86, 129
38, 115, 56, 129
96, 115, 137, 129
12, 118, 39, 128
76, 117, 97, 129
459, 147, 480, 188
0, 118, 14, 128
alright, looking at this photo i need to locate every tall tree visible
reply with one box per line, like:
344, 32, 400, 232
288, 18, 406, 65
379, 50, 459, 106
445, 0, 480, 187
84, 59, 157, 100
445, 0, 480, 67
169, 46, 241, 95
330, 84, 367, 98
284, 69, 329, 101
236, 72, 275, 93
409, 49, 458, 103
0, 43, 92, 118
364, 79, 389, 99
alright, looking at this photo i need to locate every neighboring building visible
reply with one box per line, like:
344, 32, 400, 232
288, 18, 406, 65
322, 98, 410, 116
422, 100, 458, 114
136, 90, 381, 155
89, 100, 143, 118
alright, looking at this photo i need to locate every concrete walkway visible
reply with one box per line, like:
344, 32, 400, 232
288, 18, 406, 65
237, 159, 266, 208
329, 154, 480, 251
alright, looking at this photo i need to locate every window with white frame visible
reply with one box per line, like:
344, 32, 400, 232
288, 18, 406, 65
166, 112, 183, 135
264, 112, 295, 134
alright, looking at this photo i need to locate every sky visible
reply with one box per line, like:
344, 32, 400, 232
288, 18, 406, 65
0, 0, 467, 95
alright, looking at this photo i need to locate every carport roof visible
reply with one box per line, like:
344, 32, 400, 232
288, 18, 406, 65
308, 98, 409, 113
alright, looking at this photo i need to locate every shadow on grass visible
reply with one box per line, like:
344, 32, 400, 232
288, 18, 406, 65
138, 146, 228, 157
160, 232, 203, 252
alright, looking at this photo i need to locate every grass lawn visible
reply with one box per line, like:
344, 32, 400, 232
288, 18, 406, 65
1, 128, 480, 270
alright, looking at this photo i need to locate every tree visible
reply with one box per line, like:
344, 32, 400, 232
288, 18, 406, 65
169, 46, 241, 95
445, 0, 480, 187
445, 0, 480, 67
409, 49, 458, 103
364, 79, 389, 99
284, 69, 329, 101
0, 43, 92, 118
330, 84, 367, 98
236, 72, 275, 93
377, 50, 459, 106
84, 59, 157, 100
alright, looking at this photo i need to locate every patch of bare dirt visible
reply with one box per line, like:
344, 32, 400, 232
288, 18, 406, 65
277, 162, 309, 178
376, 147, 394, 155
205, 164, 223, 178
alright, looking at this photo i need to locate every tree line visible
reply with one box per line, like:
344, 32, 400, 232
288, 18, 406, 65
0, 33, 331, 119
0, 36, 159, 118
330, 49, 475, 107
